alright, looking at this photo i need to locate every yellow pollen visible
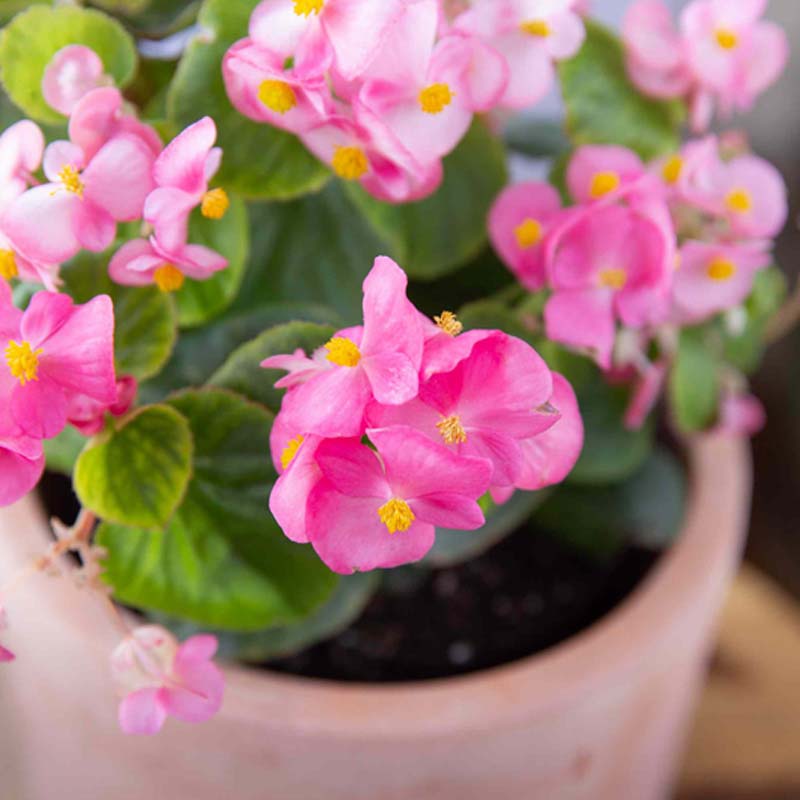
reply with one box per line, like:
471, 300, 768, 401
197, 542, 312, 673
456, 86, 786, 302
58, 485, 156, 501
293, 0, 323, 15
434, 310, 462, 337
590, 171, 621, 199
707, 257, 737, 282
377, 497, 415, 534
662, 155, 683, 185
201, 188, 229, 219
331, 146, 369, 181
514, 218, 543, 249
153, 264, 185, 293
520, 19, 550, 37
0, 249, 17, 280
58, 164, 84, 197
281, 435, 305, 470
715, 28, 739, 50
258, 79, 298, 114
725, 188, 752, 214
5, 340, 42, 386
418, 83, 453, 114
325, 336, 361, 367
436, 414, 467, 445
598, 268, 627, 290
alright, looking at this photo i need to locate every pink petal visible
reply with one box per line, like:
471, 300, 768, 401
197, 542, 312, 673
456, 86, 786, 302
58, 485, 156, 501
43, 140, 85, 182
314, 437, 389, 498
20, 290, 74, 346
461, 428, 523, 487
74, 201, 116, 253
544, 289, 616, 369
153, 117, 216, 195
11, 377, 69, 440
0, 435, 45, 506
361, 350, 419, 405
493, 31, 555, 109
545, 11, 586, 60
118, 688, 168, 735
250, 0, 310, 58
144, 187, 198, 253
566, 145, 646, 204
108, 239, 163, 286
42, 45, 107, 116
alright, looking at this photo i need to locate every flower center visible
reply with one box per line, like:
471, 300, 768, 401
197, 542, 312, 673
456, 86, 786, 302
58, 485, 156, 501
434, 310, 462, 336
58, 164, 84, 197
725, 188, 752, 214
0, 249, 17, 280
201, 188, 229, 219
598, 268, 627, 290
590, 171, 620, 199
5, 340, 42, 386
258, 79, 298, 114
293, 0, 323, 16
377, 498, 415, 534
153, 264, 185, 293
514, 218, 543, 249
436, 414, 467, 445
520, 19, 550, 37
281, 435, 305, 470
707, 257, 736, 281
325, 336, 361, 367
418, 83, 453, 114
662, 155, 683, 184
331, 146, 369, 181
715, 28, 738, 50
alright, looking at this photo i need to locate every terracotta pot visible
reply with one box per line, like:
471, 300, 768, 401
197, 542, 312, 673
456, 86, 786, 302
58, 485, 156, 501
0, 435, 750, 800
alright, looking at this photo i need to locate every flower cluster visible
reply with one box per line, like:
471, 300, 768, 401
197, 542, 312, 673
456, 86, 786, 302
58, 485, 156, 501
264, 256, 584, 573
622, 0, 788, 132
223, 0, 586, 202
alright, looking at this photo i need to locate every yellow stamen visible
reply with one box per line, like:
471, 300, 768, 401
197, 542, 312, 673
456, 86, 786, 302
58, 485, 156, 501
0, 250, 18, 280
514, 218, 543, 249
258, 79, 298, 114
331, 146, 369, 181
436, 414, 467, 445
201, 188, 229, 220
58, 164, 84, 197
153, 264, 185, 293
377, 497, 415, 534
293, 0, 323, 15
707, 257, 736, 282
715, 28, 738, 50
434, 310, 462, 337
5, 340, 42, 386
418, 83, 453, 114
662, 155, 683, 185
725, 188, 752, 214
281, 435, 305, 470
598, 268, 627, 290
590, 171, 621, 199
325, 336, 361, 367
520, 19, 550, 37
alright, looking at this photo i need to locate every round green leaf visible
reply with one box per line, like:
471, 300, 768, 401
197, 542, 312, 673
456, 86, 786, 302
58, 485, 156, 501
0, 5, 137, 123
669, 327, 720, 433
75, 404, 193, 528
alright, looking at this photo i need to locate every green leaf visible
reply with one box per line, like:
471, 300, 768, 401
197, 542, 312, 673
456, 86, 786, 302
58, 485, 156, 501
669, 326, 720, 433
558, 20, 685, 160
0, 5, 137, 123
174, 194, 250, 327
167, 0, 329, 200
97, 389, 338, 631
75, 404, 193, 528
43, 425, 87, 476
344, 121, 508, 279
209, 321, 335, 412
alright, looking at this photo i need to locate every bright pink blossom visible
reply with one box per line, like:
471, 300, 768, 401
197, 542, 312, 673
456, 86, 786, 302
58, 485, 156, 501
111, 626, 224, 736
305, 426, 492, 573
566, 145, 648, 205
42, 45, 110, 116
66, 375, 137, 437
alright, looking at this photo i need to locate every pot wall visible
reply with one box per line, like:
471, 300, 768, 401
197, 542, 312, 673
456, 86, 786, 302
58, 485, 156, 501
0, 435, 751, 800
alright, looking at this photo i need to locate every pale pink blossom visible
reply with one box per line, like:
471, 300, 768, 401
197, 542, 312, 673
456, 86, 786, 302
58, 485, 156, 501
42, 45, 110, 116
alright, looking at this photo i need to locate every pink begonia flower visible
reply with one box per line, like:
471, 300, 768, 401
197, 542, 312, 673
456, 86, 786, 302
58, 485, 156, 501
673, 240, 770, 323
488, 182, 562, 290
108, 236, 228, 293
144, 117, 229, 255
624, 358, 668, 430
3, 134, 156, 265
223, 39, 333, 134
0, 431, 45, 508
714, 391, 765, 437
0, 291, 116, 439
454, 0, 585, 109
367, 332, 557, 487
66, 375, 137, 437
277, 257, 424, 437
0, 605, 14, 662
305, 426, 492, 573
42, 45, 111, 116
111, 626, 224, 736
248, 0, 409, 81
566, 145, 648, 205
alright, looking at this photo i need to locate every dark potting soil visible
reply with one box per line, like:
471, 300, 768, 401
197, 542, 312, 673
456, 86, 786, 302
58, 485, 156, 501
39, 471, 659, 683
